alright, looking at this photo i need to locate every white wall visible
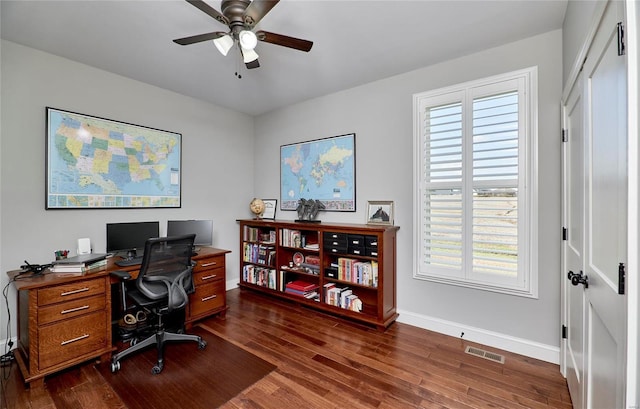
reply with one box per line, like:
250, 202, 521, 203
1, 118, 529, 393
0, 40, 254, 345
255, 30, 563, 361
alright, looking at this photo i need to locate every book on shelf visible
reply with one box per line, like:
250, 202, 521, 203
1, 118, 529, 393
243, 243, 275, 265
284, 279, 319, 298
323, 285, 362, 312
335, 257, 378, 287
279, 228, 303, 248
304, 255, 320, 265
300, 263, 320, 275
243, 265, 276, 289
285, 280, 318, 292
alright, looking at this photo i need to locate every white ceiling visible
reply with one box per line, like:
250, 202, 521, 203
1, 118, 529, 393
1, 0, 567, 116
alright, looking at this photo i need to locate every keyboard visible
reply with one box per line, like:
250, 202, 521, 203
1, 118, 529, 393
115, 256, 144, 267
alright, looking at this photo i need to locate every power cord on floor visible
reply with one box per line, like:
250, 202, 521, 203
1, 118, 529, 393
2, 279, 16, 409
0, 349, 14, 366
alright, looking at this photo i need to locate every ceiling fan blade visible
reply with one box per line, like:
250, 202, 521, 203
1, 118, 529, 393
245, 59, 260, 69
256, 30, 313, 52
186, 0, 229, 26
243, 0, 279, 27
173, 31, 226, 46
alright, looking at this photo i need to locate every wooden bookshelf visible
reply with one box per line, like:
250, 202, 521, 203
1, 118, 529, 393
238, 219, 399, 330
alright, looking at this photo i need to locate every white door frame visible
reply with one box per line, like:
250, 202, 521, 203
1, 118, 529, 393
624, 0, 639, 406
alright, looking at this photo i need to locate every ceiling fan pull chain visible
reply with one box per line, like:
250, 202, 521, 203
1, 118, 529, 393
235, 48, 243, 79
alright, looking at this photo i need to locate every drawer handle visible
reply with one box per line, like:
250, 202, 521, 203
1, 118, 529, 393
61, 305, 90, 315
61, 287, 90, 296
201, 261, 218, 267
61, 334, 89, 346
201, 274, 217, 280
201, 294, 217, 302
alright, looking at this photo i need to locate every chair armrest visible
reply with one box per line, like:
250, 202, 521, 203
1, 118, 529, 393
110, 270, 132, 281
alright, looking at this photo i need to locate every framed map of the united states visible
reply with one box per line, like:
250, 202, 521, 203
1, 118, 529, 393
46, 107, 181, 209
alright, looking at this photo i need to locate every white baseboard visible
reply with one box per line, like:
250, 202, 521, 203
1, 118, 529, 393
397, 309, 560, 364
226, 279, 239, 291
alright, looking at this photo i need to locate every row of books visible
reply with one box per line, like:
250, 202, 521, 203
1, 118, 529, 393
49, 254, 108, 276
279, 228, 319, 249
284, 280, 319, 301
335, 258, 379, 287
242, 243, 276, 266
243, 226, 276, 243
243, 265, 276, 289
279, 228, 303, 248
323, 283, 363, 312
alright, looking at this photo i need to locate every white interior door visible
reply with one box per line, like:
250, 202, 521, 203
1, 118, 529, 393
562, 1, 628, 408
563, 71, 586, 409
583, 2, 627, 407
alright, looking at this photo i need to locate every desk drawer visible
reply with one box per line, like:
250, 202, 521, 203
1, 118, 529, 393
37, 278, 105, 306
38, 294, 106, 325
38, 311, 108, 369
189, 281, 225, 317
194, 255, 225, 272
193, 268, 224, 286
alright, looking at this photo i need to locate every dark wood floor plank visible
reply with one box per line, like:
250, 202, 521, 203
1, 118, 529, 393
3, 288, 571, 409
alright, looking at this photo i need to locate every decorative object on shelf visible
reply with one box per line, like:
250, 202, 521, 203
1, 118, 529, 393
281, 133, 356, 212
292, 252, 304, 266
249, 198, 265, 219
262, 199, 277, 219
295, 198, 325, 223
46, 107, 181, 209
366, 201, 394, 225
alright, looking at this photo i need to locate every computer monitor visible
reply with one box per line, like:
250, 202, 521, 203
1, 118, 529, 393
167, 220, 213, 248
106, 221, 160, 258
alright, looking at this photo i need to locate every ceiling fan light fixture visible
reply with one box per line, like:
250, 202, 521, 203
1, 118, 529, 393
238, 30, 258, 50
241, 47, 259, 63
213, 34, 234, 56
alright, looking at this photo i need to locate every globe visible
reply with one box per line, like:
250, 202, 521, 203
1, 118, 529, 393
249, 198, 265, 218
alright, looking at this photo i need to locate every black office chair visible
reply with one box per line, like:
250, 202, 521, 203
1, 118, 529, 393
110, 234, 206, 374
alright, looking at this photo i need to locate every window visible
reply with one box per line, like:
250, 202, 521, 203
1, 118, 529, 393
413, 67, 538, 297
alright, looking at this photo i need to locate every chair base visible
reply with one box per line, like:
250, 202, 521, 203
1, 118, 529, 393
111, 328, 206, 374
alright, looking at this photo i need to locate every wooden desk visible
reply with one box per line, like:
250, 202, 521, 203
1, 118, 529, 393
109, 247, 231, 326
7, 247, 230, 388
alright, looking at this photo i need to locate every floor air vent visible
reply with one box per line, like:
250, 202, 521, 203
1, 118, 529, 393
464, 346, 505, 364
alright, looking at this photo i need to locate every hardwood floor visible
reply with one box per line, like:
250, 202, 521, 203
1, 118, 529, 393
2, 288, 572, 409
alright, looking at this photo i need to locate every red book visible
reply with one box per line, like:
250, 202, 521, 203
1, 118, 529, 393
285, 280, 317, 291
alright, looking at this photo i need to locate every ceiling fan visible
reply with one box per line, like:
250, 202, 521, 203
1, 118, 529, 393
173, 0, 313, 69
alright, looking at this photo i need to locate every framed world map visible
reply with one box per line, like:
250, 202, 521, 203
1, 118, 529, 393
280, 133, 355, 212
46, 107, 182, 209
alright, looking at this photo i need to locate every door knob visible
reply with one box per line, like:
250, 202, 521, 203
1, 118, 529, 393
568, 270, 589, 288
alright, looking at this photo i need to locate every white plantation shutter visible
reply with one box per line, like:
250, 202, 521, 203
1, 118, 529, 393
414, 68, 537, 297
422, 102, 464, 274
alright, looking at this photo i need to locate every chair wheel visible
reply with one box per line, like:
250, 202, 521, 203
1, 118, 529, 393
151, 364, 163, 374
111, 361, 121, 373
198, 339, 207, 350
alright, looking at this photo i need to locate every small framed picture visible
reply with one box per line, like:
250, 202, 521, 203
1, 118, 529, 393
366, 201, 394, 225
262, 199, 277, 220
